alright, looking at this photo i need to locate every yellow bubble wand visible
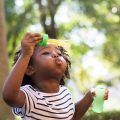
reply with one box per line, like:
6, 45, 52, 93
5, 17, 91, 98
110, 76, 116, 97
38, 33, 70, 50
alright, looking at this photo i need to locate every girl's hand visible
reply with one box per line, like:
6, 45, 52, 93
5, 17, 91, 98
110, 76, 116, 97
91, 88, 109, 100
21, 32, 42, 57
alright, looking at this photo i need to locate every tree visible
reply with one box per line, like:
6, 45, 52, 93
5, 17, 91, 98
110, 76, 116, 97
5, 0, 64, 60
35, 0, 63, 38
0, 0, 13, 119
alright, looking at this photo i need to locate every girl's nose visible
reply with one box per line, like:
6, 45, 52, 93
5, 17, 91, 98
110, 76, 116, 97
52, 52, 59, 58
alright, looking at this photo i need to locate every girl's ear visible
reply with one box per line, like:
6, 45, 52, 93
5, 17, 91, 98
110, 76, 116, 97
25, 66, 36, 76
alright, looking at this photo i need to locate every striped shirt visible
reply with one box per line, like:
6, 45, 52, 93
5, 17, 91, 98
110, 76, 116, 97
12, 85, 75, 120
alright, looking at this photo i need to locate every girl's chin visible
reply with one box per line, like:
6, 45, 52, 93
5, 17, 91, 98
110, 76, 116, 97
50, 71, 63, 78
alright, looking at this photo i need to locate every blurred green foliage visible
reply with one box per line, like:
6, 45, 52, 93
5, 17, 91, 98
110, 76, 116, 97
82, 111, 120, 120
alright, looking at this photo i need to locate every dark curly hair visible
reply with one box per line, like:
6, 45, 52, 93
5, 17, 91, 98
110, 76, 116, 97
13, 45, 71, 86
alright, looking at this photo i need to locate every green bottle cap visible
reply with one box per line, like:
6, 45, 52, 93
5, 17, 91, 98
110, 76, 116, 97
38, 34, 48, 46
92, 85, 106, 113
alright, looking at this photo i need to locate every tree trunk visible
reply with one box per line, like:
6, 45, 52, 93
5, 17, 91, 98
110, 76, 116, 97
0, 0, 13, 119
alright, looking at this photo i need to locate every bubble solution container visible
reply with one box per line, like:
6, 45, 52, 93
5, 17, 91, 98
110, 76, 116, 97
38, 34, 48, 47
92, 85, 106, 113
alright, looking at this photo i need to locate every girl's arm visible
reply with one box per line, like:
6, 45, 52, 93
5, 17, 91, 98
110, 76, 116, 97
2, 54, 31, 107
2, 33, 41, 107
73, 91, 93, 120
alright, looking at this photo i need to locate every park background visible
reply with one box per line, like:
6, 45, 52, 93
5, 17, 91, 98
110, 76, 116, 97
0, 0, 120, 119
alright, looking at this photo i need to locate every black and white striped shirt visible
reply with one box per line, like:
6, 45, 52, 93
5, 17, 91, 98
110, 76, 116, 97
12, 85, 75, 120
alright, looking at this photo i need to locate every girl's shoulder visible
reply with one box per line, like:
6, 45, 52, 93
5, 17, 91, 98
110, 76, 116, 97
60, 85, 70, 92
20, 85, 38, 96
20, 85, 36, 90
20, 85, 32, 91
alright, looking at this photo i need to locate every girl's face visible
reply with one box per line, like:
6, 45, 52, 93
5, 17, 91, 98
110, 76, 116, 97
31, 44, 67, 80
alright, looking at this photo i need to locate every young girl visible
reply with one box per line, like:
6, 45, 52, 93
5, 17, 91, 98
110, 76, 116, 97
2, 33, 108, 120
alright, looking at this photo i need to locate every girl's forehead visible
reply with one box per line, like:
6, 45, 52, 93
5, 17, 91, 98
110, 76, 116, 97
35, 44, 60, 53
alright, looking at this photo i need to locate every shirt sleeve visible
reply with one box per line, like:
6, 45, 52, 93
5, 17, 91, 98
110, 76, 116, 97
12, 85, 31, 118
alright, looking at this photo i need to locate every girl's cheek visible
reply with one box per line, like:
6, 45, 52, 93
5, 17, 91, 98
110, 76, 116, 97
62, 57, 67, 63
61, 57, 67, 67
60, 56, 65, 61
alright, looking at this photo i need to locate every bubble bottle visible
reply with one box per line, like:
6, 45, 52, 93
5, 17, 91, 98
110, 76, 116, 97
92, 85, 106, 113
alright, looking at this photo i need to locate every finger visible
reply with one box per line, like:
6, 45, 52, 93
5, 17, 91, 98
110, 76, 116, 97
104, 94, 108, 100
34, 40, 41, 45
104, 96, 108, 100
28, 39, 41, 46
34, 36, 42, 40
26, 33, 42, 40
31, 33, 42, 39
25, 32, 33, 39
90, 88, 96, 97
92, 92, 96, 97
31, 37, 42, 45
26, 36, 41, 43
31, 36, 42, 43
32, 33, 42, 38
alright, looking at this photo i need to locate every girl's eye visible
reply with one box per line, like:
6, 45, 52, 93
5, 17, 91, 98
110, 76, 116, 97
58, 53, 62, 56
42, 52, 50, 55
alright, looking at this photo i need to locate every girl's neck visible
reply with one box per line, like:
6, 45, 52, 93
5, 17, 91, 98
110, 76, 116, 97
34, 80, 60, 93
